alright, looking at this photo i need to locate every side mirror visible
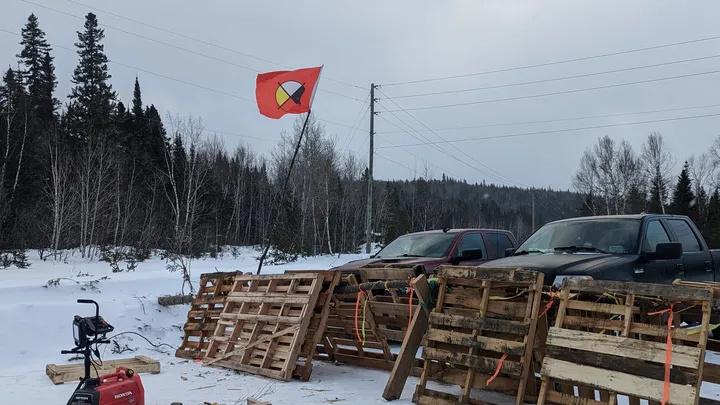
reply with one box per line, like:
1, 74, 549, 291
504, 247, 516, 257
644, 242, 682, 261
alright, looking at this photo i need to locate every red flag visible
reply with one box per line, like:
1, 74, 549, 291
255, 66, 322, 119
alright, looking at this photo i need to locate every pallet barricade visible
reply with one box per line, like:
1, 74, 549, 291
284, 270, 342, 381
537, 279, 712, 405
175, 271, 237, 360
414, 266, 544, 405
319, 272, 396, 370
358, 265, 421, 342
203, 273, 324, 381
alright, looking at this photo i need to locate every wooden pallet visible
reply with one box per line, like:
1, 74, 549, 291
203, 273, 324, 381
414, 266, 544, 405
283, 270, 342, 381
175, 271, 237, 360
320, 272, 395, 370
359, 266, 419, 342
537, 279, 712, 405
46, 355, 160, 384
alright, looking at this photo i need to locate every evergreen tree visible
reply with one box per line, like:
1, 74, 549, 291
670, 162, 696, 218
705, 189, 720, 248
17, 14, 51, 96
36, 52, 57, 123
131, 77, 144, 120
66, 12, 115, 139
648, 174, 668, 214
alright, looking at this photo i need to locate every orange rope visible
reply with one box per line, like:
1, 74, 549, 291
539, 297, 556, 318
648, 305, 674, 405
486, 353, 509, 386
406, 281, 415, 340
354, 289, 367, 345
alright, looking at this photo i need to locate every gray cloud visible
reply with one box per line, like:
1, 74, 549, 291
1, 0, 718, 189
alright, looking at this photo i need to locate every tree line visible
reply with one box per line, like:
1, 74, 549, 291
0, 13, 582, 264
574, 133, 720, 247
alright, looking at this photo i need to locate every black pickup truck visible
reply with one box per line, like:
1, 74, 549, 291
484, 214, 720, 285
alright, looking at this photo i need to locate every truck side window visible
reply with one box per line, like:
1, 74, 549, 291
484, 233, 514, 258
643, 220, 670, 252
456, 233, 485, 258
667, 219, 701, 252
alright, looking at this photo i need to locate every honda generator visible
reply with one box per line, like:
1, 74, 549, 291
62, 299, 145, 405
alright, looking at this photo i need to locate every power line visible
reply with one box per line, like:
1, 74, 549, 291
375, 152, 416, 174
376, 103, 720, 134
386, 54, 720, 99
382, 69, 720, 112
382, 34, 720, 86
16, 0, 364, 102
377, 108, 506, 183
377, 88, 528, 187
377, 112, 720, 149
375, 115, 463, 179
0, 28, 360, 132
60, 0, 365, 91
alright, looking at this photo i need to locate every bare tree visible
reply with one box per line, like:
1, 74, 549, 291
160, 115, 212, 293
641, 133, 673, 214
74, 135, 114, 258
44, 131, 72, 255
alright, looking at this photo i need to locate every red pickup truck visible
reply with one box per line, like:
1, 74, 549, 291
332, 228, 518, 273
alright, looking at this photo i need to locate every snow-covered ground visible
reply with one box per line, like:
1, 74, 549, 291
2, 247, 720, 405
0, 247, 427, 405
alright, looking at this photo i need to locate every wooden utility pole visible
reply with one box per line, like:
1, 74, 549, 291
365, 83, 377, 254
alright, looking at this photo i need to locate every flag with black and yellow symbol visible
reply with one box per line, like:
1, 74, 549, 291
255, 66, 322, 119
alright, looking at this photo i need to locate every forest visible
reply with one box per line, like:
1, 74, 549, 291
1, 12, 717, 269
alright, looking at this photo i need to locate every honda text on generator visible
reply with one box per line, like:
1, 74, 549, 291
61, 299, 145, 405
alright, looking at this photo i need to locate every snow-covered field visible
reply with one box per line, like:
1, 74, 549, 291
0, 247, 429, 405
2, 247, 720, 405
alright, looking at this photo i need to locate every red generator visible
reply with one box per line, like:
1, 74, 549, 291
61, 300, 146, 405
68, 367, 145, 405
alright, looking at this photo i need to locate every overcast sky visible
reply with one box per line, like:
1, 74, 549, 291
2, 0, 719, 190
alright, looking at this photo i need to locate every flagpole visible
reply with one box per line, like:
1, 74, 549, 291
256, 110, 312, 274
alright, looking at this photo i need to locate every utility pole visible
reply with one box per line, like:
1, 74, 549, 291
365, 83, 377, 254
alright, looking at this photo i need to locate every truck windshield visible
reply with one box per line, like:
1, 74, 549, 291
516, 219, 641, 255
375, 233, 456, 258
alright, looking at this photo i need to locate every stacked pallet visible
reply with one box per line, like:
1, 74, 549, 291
358, 266, 420, 342
538, 279, 712, 405
202, 273, 326, 381
175, 271, 237, 360
287, 270, 342, 381
320, 272, 396, 370
414, 266, 545, 405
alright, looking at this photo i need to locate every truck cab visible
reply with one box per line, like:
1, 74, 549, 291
333, 228, 518, 273
483, 214, 720, 285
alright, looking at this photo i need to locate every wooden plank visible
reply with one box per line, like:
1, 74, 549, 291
437, 266, 538, 282
425, 329, 526, 355
563, 279, 712, 302
359, 267, 415, 281
545, 389, 608, 405
429, 312, 530, 335
541, 357, 697, 404
545, 346, 696, 386
565, 299, 628, 316
46, 356, 160, 384
382, 274, 430, 401
546, 327, 701, 368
